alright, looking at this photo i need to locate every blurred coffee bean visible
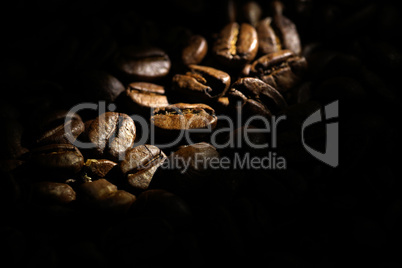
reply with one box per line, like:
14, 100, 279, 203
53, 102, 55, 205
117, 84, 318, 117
27, 110, 84, 148
119, 82, 169, 116
114, 46, 171, 82
270, 0, 302, 55
213, 22, 258, 68
86, 112, 136, 161
76, 69, 125, 104
119, 144, 166, 192
172, 65, 231, 100
130, 189, 192, 229
29, 144, 84, 179
151, 142, 219, 195
241, 1, 262, 27
32, 181, 76, 204
250, 49, 307, 94
181, 35, 208, 66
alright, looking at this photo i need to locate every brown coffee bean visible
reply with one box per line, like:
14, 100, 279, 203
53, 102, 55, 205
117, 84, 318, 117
121, 82, 169, 115
213, 22, 258, 68
151, 142, 220, 195
84, 159, 117, 179
151, 103, 217, 131
172, 65, 231, 100
228, 77, 287, 119
181, 35, 208, 66
241, 1, 262, 27
29, 144, 84, 178
32, 110, 84, 147
256, 17, 281, 55
32, 181, 76, 204
119, 144, 167, 191
250, 49, 307, 93
114, 46, 171, 81
87, 112, 136, 161
78, 178, 118, 201
270, 0, 302, 55
97, 190, 136, 213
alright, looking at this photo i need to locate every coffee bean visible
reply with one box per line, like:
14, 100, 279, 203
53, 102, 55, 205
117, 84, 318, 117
213, 22, 258, 68
29, 144, 84, 179
30, 110, 85, 148
87, 112, 136, 161
228, 77, 287, 119
119, 144, 167, 192
250, 49, 307, 93
151, 142, 219, 195
152, 103, 217, 130
114, 46, 171, 82
83, 159, 117, 179
256, 17, 281, 55
270, 0, 302, 55
172, 65, 231, 100
32, 181, 76, 204
120, 82, 169, 115
78, 178, 118, 201
181, 35, 208, 66
241, 1, 262, 27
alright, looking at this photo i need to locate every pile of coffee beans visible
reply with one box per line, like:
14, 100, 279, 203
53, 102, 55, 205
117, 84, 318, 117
1, 0, 401, 267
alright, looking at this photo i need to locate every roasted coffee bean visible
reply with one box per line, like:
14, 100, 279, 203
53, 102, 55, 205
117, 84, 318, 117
250, 49, 307, 93
77, 69, 125, 103
29, 144, 84, 179
151, 103, 218, 141
151, 142, 219, 195
256, 17, 281, 55
228, 77, 287, 119
130, 189, 192, 228
83, 159, 117, 179
32, 181, 76, 204
119, 144, 166, 192
172, 65, 231, 100
120, 82, 169, 115
87, 112, 136, 161
181, 35, 208, 66
78, 178, 136, 213
213, 22, 258, 68
114, 46, 171, 82
29, 110, 85, 148
270, 0, 302, 55
241, 1, 262, 27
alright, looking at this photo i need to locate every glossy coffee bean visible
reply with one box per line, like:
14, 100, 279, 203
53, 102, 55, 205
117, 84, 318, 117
119, 144, 167, 192
181, 35, 208, 66
228, 77, 287, 119
83, 159, 117, 179
114, 46, 171, 82
172, 64, 231, 100
213, 22, 258, 68
29, 144, 84, 179
87, 112, 136, 161
250, 49, 307, 93
30, 110, 85, 147
151, 103, 217, 132
32, 181, 76, 204
120, 82, 169, 115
